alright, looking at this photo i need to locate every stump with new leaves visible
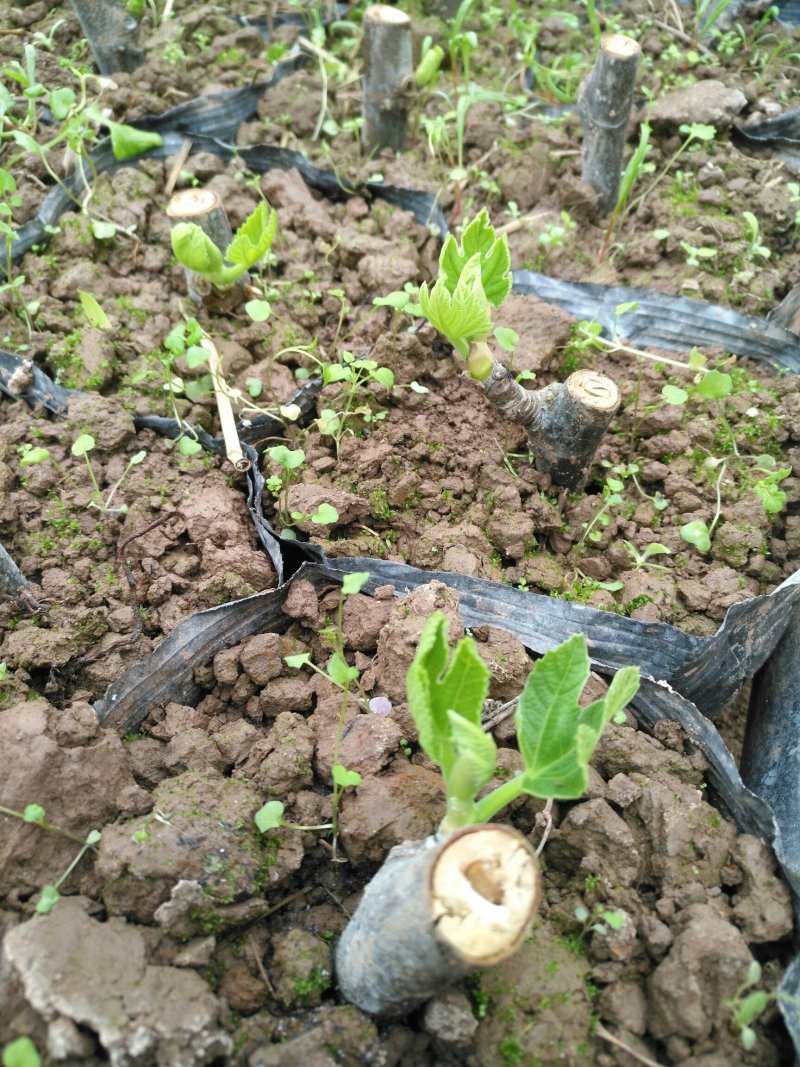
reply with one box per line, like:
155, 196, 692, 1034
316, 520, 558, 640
335, 614, 640, 1015
419, 211, 621, 489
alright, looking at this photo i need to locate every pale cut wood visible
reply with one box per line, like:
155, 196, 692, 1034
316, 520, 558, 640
201, 337, 250, 473
362, 5, 413, 153
578, 34, 641, 214
336, 825, 541, 1016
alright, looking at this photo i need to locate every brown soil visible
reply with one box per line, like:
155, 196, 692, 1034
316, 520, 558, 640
2, 2, 800, 1065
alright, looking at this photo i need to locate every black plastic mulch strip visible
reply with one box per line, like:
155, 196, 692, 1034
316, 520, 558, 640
69, 0, 144, 74
776, 0, 800, 22
743, 586, 800, 896
131, 51, 309, 142
742, 580, 800, 1047
0, 542, 33, 604
733, 110, 800, 172
323, 557, 800, 717
513, 269, 800, 373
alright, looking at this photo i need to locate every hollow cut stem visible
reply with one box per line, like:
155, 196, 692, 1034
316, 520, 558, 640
336, 825, 541, 1016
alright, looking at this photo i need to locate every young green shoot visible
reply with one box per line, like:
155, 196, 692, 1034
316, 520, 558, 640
262, 572, 372, 856
266, 445, 306, 530
171, 199, 277, 292
680, 456, 726, 553
725, 960, 800, 1052
752, 455, 791, 515
742, 210, 771, 261
419, 208, 512, 380
629, 122, 716, 215
599, 123, 652, 260
407, 613, 640, 836
621, 540, 672, 571
2, 1036, 41, 1067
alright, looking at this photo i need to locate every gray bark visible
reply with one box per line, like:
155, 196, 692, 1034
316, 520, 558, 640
165, 188, 248, 312
482, 366, 621, 490
0, 542, 36, 609
336, 825, 541, 1016
362, 5, 413, 153
70, 0, 144, 74
577, 34, 641, 214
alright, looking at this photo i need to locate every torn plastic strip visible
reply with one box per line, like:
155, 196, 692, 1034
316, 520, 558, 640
94, 554, 799, 741
743, 575, 800, 905
742, 573, 800, 1047
321, 557, 800, 716
733, 107, 800, 169
92, 556, 800, 884
131, 51, 309, 142
513, 269, 800, 373
0, 542, 36, 607
6, 131, 447, 269
0, 349, 75, 414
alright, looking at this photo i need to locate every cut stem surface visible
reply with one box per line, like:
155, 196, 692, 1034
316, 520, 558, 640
336, 824, 541, 1015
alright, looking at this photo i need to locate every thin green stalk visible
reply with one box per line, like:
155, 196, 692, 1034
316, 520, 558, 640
600, 122, 651, 261
708, 461, 726, 538
0, 803, 88, 846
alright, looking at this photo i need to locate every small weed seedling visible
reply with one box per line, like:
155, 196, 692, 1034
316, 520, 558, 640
19, 437, 146, 513
600, 121, 653, 261
309, 350, 396, 456
579, 468, 626, 545
726, 960, 800, 1051
621, 540, 672, 570
407, 612, 639, 835
579, 461, 665, 546
265, 445, 306, 530
742, 210, 771, 262
263, 444, 339, 534
574, 904, 627, 937
629, 122, 717, 214
2, 1036, 41, 1067
680, 456, 726, 553
752, 454, 791, 514
256, 574, 372, 857
0, 802, 101, 913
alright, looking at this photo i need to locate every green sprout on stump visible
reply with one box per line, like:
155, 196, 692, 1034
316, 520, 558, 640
417, 210, 621, 490
407, 613, 640, 836
171, 200, 277, 292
